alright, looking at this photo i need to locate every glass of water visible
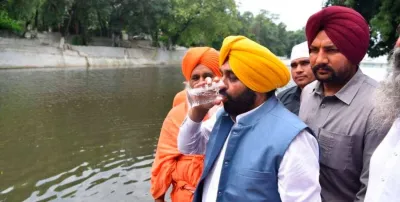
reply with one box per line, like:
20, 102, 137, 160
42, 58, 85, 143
186, 80, 224, 107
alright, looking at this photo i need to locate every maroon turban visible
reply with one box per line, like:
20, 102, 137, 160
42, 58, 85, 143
305, 6, 370, 65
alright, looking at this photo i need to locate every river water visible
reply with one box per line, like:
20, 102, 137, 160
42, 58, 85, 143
0, 65, 388, 202
0, 66, 183, 202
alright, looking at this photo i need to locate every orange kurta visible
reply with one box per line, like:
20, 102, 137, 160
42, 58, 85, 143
172, 90, 187, 108
152, 46, 221, 201
151, 100, 210, 202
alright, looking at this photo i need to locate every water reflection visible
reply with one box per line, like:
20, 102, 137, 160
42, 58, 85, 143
26, 152, 154, 201
0, 66, 183, 202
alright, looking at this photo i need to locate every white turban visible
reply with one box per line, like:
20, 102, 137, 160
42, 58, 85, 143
290, 41, 309, 61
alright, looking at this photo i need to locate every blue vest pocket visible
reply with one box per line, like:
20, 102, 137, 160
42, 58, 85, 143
235, 169, 277, 189
224, 169, 279, 201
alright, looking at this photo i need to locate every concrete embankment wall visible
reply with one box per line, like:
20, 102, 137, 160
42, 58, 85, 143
0, 37, 187, 68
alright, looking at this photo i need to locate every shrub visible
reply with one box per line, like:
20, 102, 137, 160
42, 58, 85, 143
71, 35, 84, 45
0, 10, 23, 33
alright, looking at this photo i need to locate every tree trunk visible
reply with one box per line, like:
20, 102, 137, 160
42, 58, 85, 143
34, 8, 39, 29
65, 3, 76, 37
151, 29, 159, 47
96, 10, 107, 37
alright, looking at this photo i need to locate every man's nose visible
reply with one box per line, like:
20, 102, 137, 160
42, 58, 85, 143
294, 65, 305, 73
395, 37, 400, 48
219, 78, 228, 92
315, 50, 328, 65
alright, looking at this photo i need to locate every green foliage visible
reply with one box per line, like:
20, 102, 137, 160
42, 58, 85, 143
285, 29, 307, 57
0, 0, 309, 57
212, 9, 306, 57
0, 10, 22, 33
71, 35, 84, 45
5, 0, 398, 58
41, 0, 70, 29
159, 0, 239, 47
370, 0, 400, 57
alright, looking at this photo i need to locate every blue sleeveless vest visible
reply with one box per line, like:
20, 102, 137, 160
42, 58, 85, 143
193, 96, 313, 202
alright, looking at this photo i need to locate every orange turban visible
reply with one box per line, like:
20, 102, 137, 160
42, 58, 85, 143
181, 47, 221, 81
220, 36, 290, 93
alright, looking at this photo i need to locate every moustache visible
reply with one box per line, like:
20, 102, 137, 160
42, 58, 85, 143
312, 64, 334, 72
219, 89, 229, 97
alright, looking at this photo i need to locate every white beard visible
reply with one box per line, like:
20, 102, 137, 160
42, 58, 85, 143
373, 47, 400, 128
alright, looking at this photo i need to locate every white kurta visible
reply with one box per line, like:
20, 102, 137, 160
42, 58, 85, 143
365, 118, 400, 202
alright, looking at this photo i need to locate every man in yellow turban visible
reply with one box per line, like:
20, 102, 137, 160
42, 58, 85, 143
177, 36, 322, 202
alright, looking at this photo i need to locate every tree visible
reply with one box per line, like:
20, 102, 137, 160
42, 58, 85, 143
232, 10, 306, 57
41, 0, 72, 33
0, 0, 308, 54
285, 29, 307, 57
4, 0, 47, 30
108, 0, 170, 46
159, 0, 238, 48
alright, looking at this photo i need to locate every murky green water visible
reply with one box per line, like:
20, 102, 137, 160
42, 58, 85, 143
0, 66, 184, 202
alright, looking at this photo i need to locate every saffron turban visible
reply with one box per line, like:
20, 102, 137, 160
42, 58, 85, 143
305, 6, 370, 65
181, 47, 221, 81
219, 36, 290, 93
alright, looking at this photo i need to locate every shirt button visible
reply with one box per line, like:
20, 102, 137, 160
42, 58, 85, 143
218, 191, 222, 195
224, 161, 229, 165
321, 104, 326, 108
381, 177, 385, 182
395, 152, 398, 156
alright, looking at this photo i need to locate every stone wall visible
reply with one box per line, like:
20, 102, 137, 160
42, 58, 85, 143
0, 37, 186, 68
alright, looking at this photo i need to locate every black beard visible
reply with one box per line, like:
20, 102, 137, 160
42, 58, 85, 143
220, 87, 256, 117
312, 64, 340, 83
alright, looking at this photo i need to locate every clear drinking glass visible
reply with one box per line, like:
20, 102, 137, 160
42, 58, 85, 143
186, 80, 224, 107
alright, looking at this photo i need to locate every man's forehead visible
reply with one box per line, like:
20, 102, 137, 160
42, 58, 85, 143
311, 31, 336, 47
291, 57, 309, 63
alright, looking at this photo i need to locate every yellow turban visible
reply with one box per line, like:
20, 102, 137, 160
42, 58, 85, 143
219, 36, 290, 93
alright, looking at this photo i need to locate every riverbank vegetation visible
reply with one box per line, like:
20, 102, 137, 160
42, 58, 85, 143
0, 0, 399, 57
0, 0, 305, 57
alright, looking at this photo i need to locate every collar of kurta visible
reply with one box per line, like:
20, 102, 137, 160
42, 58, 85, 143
312, 68, 365, 105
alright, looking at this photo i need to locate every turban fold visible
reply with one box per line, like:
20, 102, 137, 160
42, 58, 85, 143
219, 36, 290, 93
181, 47, 221, 81
306, 6, 370, 65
